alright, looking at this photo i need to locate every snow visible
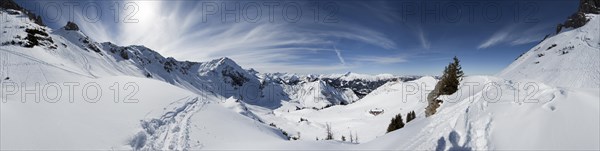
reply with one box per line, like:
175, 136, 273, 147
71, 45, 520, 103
1, 76, 197, 150
499, 14, 600, 88
323, 72, 398, 81
1, 5, 599, 151
246, 76, 438, 143
360, 76, 599, 150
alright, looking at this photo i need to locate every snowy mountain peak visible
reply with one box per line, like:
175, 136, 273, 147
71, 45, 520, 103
199, 57, 246, 75
52, 22, 103, 54
218, 56, 235, 64
63, 21, 80, 31
343, 71, 353, 76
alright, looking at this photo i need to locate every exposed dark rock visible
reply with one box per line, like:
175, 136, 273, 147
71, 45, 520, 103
1, 0, 44, 26
0, 0, 21, 10
23, 28, 56, 49
64, 21, 80, 31
556, 0, 600, 34
120, 49, 130, 60
222, 66, 248, 87
425, 57, 463, 117
579, 0, 600, 14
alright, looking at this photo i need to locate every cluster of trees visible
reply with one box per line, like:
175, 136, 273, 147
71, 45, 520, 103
317, 123, 358, 143
425, 56, 464, 117
386, 110, 417, 133
386, 113, 404, 133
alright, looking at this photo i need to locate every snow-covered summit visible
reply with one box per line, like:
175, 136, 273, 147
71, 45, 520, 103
323, 72, 398, 81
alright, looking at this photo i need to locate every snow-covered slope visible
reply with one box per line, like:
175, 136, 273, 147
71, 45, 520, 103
246, 76, 438, 143
2, 1, 598, 150
361, 76, 599, 150
499, 14, 600, 88
1, 5, 416, 150
363, 13, 600, 150
0, 76, 197, 150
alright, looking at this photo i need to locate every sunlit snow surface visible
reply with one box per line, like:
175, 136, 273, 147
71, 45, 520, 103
1, 8, 598, 150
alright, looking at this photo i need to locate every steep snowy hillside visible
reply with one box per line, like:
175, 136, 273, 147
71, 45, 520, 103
499, 14, 600, 88
361, 76, 599, 150
364, 11, 600, 151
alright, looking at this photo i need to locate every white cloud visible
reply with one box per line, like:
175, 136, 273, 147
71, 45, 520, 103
477, 24, 547, 49
333, 46, 346, 65
477, 31, 510, 49
417, 27, 431, 50
72, 0, 398, 74
353, 54, 408, 64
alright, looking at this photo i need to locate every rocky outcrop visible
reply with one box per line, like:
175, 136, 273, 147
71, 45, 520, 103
579, 0, 600, 14
64, 21, 80, 31
556, 0, 600, 34
0, 0, 44, 26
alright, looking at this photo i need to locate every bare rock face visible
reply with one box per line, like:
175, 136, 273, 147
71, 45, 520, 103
1, 0, 44, 26
425, 83, 443, 117
0, 0, 22, 10
556, 0, 600, 34
579, 0, 600, 14
64, 21, 80, 31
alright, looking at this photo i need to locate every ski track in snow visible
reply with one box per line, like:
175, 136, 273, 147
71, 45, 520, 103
0, 48, 94, 78
132, 96, 207, 151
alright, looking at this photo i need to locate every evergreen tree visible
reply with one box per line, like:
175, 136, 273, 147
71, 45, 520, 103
440, 56, 463, 95
425, 56, 464, 117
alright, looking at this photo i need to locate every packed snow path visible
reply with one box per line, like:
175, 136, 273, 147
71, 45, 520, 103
130, 97, 207, 150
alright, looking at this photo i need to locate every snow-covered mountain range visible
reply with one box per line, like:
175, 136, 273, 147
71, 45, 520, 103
1, 0, 598, 150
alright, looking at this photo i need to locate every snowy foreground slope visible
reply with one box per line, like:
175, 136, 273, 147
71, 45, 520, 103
360, 76, 599, 150
2, 2, 600, 150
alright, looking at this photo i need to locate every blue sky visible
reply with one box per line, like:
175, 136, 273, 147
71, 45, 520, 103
15, 0, 578, 75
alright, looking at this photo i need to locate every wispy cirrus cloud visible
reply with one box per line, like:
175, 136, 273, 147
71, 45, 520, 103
352, 54, 408, 64
333, 46, 346, 65
417, 27, 431, 50
68, 0, 398, 74
477, 24, 548, 49
477, 25, 515, 49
